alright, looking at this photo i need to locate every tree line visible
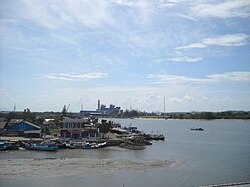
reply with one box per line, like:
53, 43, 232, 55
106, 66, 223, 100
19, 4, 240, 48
120, 110, 250, 119
1, 110, 250, 121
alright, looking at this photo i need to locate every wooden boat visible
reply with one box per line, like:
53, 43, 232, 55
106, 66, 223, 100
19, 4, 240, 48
191, 127, 204, 131
25, 142, 58, 151
82, 142, 107, 149
144, 133, 165, 141
0, 141, 19, 151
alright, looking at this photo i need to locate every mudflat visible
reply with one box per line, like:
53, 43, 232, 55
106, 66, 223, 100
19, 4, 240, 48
0, 158, 175, 179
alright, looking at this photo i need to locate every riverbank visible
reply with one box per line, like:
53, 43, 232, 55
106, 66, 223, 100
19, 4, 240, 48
0, 158, 175, 179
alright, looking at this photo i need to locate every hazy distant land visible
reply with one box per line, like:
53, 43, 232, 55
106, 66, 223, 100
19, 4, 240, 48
1, 110, 250, 121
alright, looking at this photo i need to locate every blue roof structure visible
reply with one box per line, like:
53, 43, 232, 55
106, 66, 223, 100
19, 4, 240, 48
7, 121, 40, 131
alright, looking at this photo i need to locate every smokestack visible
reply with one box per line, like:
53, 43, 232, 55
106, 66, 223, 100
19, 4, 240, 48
98, 99, 100, 110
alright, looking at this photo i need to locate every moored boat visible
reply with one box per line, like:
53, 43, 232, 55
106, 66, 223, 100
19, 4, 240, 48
0, 141, 19, 151
82, 142, 107, 149
144, 133, 165, 141
25, 142, 58, 151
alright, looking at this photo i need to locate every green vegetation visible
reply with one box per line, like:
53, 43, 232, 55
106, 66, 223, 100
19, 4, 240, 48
0, 110, 250, 122
163, 111, 250, 120
120, 110, 250, 120
122, 109, 139, 118
97, 120, 112, 133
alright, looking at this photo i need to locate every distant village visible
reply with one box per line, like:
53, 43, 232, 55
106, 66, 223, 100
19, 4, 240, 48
0, 99, 249, 140
0, 99, 123, 139
0, 100, 165, 151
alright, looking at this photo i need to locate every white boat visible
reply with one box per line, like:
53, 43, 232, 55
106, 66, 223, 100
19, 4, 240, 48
82, 142, 107, 149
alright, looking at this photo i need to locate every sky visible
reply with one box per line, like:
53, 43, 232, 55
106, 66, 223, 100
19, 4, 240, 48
0, 0, 250, 113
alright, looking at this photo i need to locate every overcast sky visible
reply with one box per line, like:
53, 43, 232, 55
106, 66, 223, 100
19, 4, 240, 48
0, 0, 250, 112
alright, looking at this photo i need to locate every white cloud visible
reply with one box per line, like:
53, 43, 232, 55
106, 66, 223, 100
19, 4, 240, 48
191, 0, 250, 18
43, 73, 108, 81
170, 97, 182, 103
147, 74, 209, 84
112, 0, 157, 13
175, 13, 199, 22
155, 56, 202, 63
145, 92, 162, 101
0, 18, 16, 24
183, 95, 196, 103
175, 43, 207, 50
148, 71, 250, 84
201, 96, 208, 101
207, 72, 250, 82
20, 0, 115, 29
170, 95, 196, 104
202, 34, 248, 47
111, 0, 137, 8
176, 34, 248, 50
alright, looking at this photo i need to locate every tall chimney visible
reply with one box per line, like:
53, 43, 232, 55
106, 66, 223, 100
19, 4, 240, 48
98, 99, 100, 110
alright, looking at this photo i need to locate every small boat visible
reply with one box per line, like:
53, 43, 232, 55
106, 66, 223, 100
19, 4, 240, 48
191, 127, 204, 131
25, 142, 58, 151
82, 142, 107, 149
65, 142, 77, 149
144, 133, 165, 141
0, 141, 19, 151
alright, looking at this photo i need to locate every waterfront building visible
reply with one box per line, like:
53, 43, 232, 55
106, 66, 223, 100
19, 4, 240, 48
5, 120, 41, 138
59, 117, 89, 139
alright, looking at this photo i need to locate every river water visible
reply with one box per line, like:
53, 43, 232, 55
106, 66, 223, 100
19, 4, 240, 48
0, 119, 250, 187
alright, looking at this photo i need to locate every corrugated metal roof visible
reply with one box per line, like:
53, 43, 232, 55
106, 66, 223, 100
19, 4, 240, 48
22, 121, 41, 130
7, 121, 41, 130
9, 119, 23, 125
0, 122, 7, 129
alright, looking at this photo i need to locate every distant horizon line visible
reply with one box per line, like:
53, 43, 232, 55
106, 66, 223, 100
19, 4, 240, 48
1, 109, 249, 113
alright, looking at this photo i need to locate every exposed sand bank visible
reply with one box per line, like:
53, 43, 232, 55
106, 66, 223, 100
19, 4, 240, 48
0, 158, 175, 179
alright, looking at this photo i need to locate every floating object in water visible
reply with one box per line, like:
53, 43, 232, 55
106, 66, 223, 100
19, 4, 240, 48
191, 127, 204, 131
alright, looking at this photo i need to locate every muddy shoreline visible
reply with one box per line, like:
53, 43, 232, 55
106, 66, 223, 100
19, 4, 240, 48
0, 158, 175, 179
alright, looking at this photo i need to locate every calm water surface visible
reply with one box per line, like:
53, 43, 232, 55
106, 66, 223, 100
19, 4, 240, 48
1, 119, 250, 187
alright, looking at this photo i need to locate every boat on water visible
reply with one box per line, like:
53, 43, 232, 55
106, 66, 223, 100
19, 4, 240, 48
25, 142, 58, 151
0, 141, 19, 151
49, 139, 77, 149
82, 142, 107, 149
191, 127, 204, 131
144, 133, 165, 141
